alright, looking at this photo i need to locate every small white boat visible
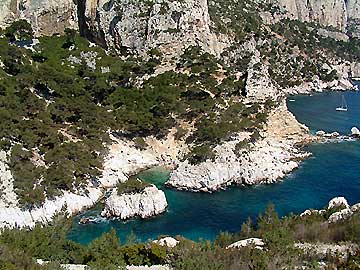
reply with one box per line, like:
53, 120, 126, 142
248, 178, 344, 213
336, 95, 348, 111
289, 99, 295, 102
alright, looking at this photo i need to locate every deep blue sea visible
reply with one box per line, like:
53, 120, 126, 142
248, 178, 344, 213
69, 87, 360, 245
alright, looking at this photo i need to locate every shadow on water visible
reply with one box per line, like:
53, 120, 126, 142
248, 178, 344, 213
68, 89, 360, 244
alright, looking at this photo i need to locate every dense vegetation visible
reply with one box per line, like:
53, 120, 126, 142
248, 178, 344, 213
116, 177, 151, 195
0, 21, 267, 207
2, 0, 359, 207
1, 204, 360, 269
208, 0, 360, 90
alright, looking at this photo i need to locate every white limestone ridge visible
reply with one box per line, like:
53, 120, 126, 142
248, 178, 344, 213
351, 127, 360, 137
167, 101, 312, 192
101, 185, 168, 219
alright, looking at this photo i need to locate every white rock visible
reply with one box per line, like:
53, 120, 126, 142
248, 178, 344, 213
61, 265, 90, 270
126, 266, 172, 270
0, 188, 102, 229
300, 209, 321, 217
226, 238, 265, 250
327, 197, 350, 210
101, 185, 168, 219
100, 132, 187, 188
316, 130, 326, 137
153, 237, 179, 248
295, 242, 358, 261
167, 102, 312, 191
351, 127, 360, 137
328, 208, 353, 223
351, 203, 360, 212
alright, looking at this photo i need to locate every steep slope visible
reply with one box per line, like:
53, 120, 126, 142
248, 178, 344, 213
0, 0, 77, 35
1, 0, 360, 51
0, 0, 359, 228
267, 0, 360, 37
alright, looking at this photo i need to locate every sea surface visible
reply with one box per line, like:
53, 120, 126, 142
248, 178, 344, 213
69, 87, 360, 245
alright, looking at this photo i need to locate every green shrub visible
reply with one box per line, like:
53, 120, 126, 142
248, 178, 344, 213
5, 20, 34, 41
117, 178, 151, 195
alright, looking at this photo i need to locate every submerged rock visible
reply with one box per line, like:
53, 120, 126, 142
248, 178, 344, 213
101, 185, 168, 219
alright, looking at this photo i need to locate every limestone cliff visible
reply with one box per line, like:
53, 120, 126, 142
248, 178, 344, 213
81, 0, 228, 56
268, 0, 360, 37
0, 0, 228, 56
167, 102, 313, 191
0, 0, 77, 35
0, 0, 359, 54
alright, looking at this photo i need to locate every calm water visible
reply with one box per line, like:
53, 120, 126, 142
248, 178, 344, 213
69, 88, 360, 245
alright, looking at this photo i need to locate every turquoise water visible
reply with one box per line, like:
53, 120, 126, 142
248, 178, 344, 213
69, 89, 360, 245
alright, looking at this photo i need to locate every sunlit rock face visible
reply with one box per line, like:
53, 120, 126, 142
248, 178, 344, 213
269, 0, 360, 37
0, 0, 78, 35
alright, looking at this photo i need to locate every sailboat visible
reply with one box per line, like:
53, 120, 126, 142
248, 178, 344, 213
336, 95, 348, 112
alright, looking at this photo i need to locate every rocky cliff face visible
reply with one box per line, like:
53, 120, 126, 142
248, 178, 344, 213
167, 102, 313, 191
269, 0, 360, 37
81, 0, 228, 56
0, 0, 77, 35
1, 0, 359, 53
0, 0, 228, 56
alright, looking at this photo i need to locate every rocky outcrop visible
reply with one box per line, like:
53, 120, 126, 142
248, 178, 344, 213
100, 131, 187, 188
328, 197, 350, 209
81, 0, 229, 56
167, 102, 313, 192
328, 208, 353, 223
0, 151, 102, 229
101, 185, 168, 219
0, 0, 77, 36
351, 127, 360, 137
300, 197, 360, 223
0, 0, 228, 56
226, 238, 265, 250
295, 242, 358, 261
351, 62, 360, 79
275, 0, 347, 31
0, 187, 102, 229
153, 237, 179, 248
284, 60, 359, 95
268, 0, 360, 37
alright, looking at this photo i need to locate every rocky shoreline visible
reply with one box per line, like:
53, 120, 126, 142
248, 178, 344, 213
166, 101, 314, 192
0, 91, 357, 229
